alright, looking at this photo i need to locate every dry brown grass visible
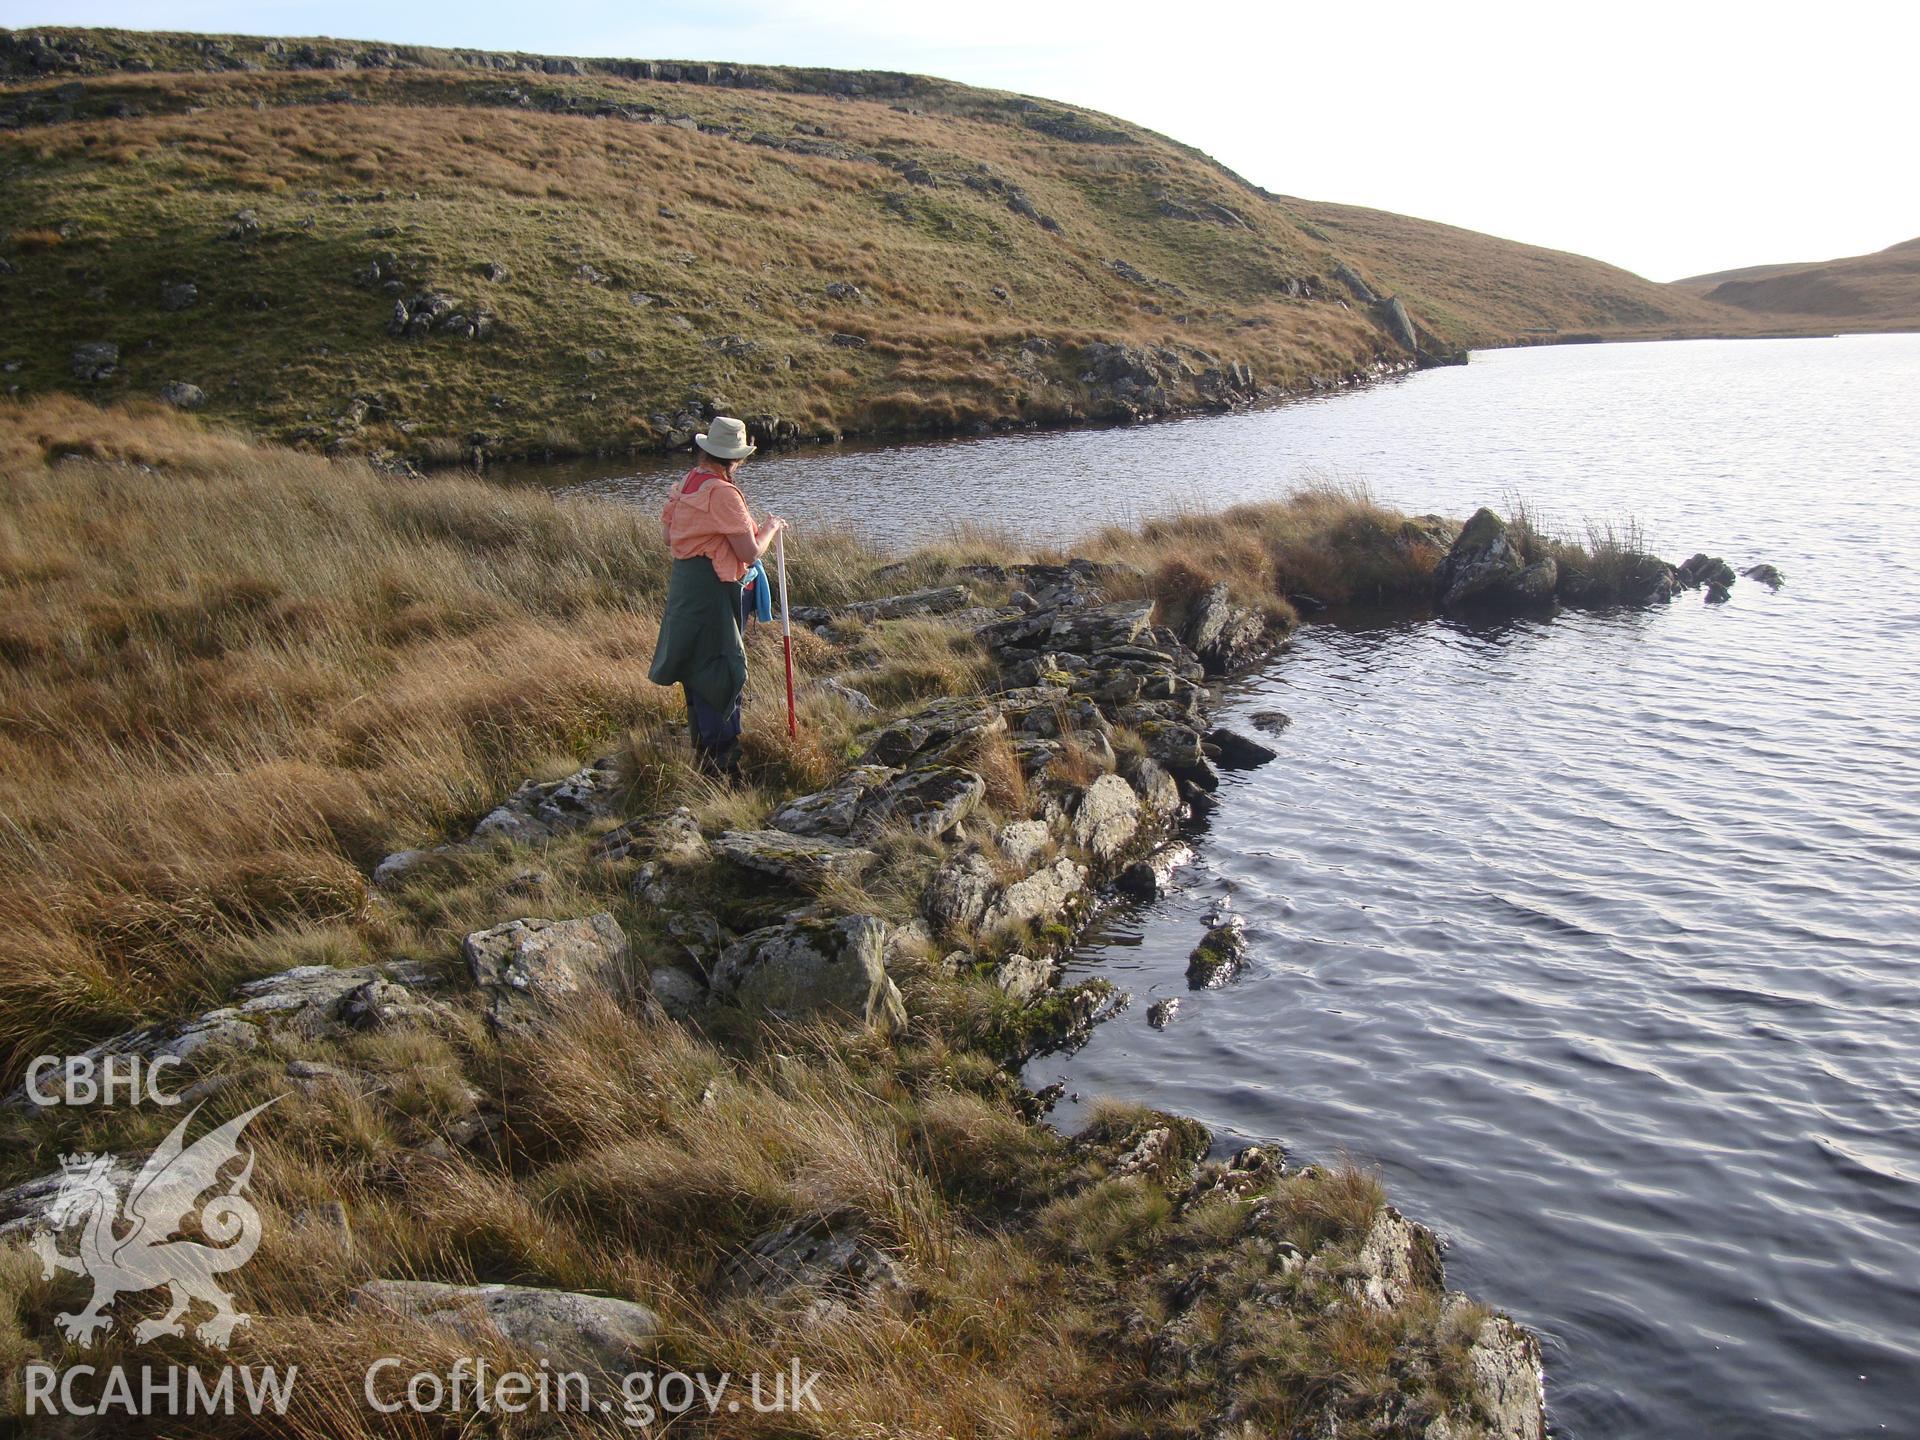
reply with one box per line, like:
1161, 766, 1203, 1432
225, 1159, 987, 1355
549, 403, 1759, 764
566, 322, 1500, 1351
0, 398, 1510, 1437
0, 398, 876, 1072
1088, 481, 1445, 619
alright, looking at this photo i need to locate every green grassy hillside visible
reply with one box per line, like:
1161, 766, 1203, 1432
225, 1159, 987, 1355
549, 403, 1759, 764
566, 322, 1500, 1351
0, 25, 1761, 461
1673, 236, 1920, 330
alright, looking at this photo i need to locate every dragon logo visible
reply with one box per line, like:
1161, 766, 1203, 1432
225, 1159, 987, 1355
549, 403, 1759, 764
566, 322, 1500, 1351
27, 1098, 277, 1348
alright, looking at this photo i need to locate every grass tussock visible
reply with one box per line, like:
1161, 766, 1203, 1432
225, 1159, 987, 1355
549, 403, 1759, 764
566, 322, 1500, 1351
1090, 480, 1447, 623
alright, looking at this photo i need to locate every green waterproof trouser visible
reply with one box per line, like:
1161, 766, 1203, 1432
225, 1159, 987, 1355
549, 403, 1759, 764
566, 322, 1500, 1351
648, 557, 747, 714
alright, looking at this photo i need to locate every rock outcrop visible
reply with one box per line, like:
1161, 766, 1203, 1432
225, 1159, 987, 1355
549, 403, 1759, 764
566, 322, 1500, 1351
716, 1212, 907, 1315
1435, 509, 1558, 614
353, 1280, 659, 1373
711, 914, 907, 1034
5, 960, 441, 1108
463, 912, 633, 1029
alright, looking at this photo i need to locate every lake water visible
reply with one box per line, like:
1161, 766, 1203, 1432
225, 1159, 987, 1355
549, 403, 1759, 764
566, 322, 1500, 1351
527, 335, 1920, 1437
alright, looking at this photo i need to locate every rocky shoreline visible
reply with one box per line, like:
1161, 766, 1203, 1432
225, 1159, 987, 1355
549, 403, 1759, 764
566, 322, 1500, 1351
0, 483, 1766, 1436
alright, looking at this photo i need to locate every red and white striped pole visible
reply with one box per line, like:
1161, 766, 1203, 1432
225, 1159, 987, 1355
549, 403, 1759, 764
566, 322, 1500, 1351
776, 528, 797, 738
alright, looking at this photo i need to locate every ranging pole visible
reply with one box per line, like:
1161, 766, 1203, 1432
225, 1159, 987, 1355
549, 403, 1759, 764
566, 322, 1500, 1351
776, 528, 797, 738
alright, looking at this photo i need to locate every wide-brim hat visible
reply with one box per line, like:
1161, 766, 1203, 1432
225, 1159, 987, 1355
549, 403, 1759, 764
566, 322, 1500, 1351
695, 416, 756, 460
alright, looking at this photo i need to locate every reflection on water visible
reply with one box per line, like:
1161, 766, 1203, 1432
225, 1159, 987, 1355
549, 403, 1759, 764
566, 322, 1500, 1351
513, 334, 1920, 1438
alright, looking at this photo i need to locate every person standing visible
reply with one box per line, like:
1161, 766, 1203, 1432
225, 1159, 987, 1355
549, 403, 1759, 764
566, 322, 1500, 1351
647, 418, 785, 776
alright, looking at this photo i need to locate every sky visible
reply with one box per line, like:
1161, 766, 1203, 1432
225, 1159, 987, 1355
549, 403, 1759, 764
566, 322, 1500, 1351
9, 0, 1915, 281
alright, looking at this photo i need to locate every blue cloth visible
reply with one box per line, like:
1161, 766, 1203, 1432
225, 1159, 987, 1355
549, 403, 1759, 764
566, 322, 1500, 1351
740, 560, 773, 624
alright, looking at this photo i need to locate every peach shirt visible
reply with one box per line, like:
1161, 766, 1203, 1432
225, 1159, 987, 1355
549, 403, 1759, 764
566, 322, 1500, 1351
660, 466, 756, 583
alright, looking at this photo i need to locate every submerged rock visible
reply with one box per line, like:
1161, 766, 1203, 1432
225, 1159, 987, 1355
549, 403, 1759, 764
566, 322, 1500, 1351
711, 914, 907, 1034
1249, 709, 1292, 736
1187, 913, 1247, 988
1207, 726, 1277, 770
1676, 552, 1737, 590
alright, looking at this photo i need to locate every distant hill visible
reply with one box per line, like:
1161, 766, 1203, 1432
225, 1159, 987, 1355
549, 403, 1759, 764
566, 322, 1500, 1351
0, 25, 1859, 462
1672, 237, 1920, 330
1281, 197, 1736, 345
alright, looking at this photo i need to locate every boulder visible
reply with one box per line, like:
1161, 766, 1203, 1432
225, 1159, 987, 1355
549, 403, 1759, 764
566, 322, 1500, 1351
711, 915, 906, 1034
996, 819, 1052, 873
1459, 1311, 1548, 1440
1332, 259, 1377, 304
1740, 562, 1785, 589
158, 380, 206, 410
648, 963, 707, 1021
1380, 294, 1419, 351
472, 759, 623, 844
768, 765, 897, 837
1182, 583, 1269, 674
1187, 914, 1247, 988
70, 341, 117, 381
981, 856, 1087, 938
1046, 598, 1156, 654
159, 280, 198, 311
463, 913, 629, 1028
992, 953, 1057, 1005
1123, 756, 1182, 817
353, 1281, 659, 1373
1207, 727, 1277, 771
854, 765, 985, 840
1070, 773, 1140, 865
372, 848, 433, 887
2, 1160, 136, 1240
923, 849, 997, 934
804, 676, 877, 715
714, 829, 874, 887
1434, 509, 1557, 613
1116, 841, 1194, 901
856, 696, 1006, 768
1341, 1204, 1442, 1311
592, 806, 708, 866
795, 585, 973, 625
1146, 997, 1180, 1029
716, 1213, 906, 1313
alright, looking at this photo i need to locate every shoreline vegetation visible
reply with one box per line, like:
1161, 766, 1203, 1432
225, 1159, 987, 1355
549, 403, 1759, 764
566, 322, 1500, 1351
2, 26, 1878, 470
0, 397, 1737, 1436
